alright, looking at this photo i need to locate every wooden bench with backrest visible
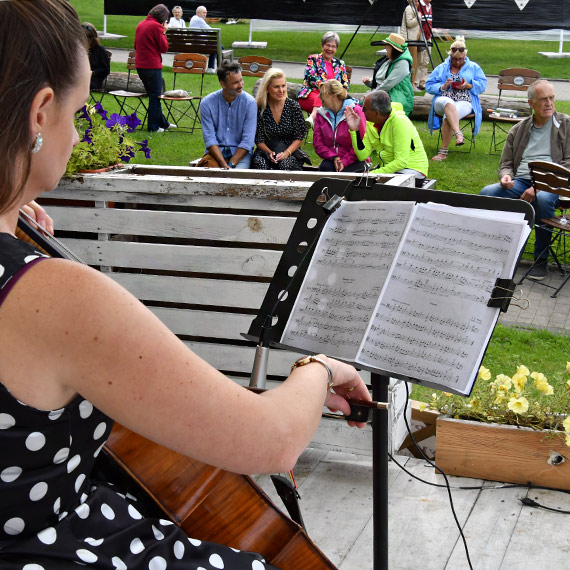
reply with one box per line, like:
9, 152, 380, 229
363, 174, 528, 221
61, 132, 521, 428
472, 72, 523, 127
166, 27, 233, 64
44, 166, 417, 454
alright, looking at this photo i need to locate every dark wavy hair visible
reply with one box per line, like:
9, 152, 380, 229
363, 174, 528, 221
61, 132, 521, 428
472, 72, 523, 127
148, 4, 170, 23
0, 0, 86, 213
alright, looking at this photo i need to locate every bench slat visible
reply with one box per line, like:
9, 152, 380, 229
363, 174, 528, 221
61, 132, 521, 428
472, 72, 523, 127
111, 273, 268, 309
150, 307, 253, 339
48, 207, 295, 244
63, 239, 282, 277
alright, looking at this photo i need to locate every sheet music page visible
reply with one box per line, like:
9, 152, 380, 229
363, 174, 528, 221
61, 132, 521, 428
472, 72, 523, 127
356, 202, 528, 395
280, 201, 415, 359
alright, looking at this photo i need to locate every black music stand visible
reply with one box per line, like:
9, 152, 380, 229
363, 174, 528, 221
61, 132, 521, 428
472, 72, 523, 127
246, 177, 534, 570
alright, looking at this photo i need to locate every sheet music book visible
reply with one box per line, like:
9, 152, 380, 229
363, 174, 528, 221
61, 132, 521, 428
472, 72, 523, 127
280, 200, 531, 396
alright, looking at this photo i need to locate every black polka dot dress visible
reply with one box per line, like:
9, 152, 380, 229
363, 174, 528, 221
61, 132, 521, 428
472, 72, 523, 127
252, 98, 307, 171
0, 234, 280, 569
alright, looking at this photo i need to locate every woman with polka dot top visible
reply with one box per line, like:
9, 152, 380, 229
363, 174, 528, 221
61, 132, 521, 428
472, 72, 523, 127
0, 2, 371, 568
252, 68, 308, 171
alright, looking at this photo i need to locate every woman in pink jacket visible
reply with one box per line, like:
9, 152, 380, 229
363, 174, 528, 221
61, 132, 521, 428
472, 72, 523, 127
313, 80, 367, 172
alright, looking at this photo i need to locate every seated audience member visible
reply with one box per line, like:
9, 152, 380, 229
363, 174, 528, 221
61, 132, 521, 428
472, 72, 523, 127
346, 90, 428, 185
252, 68, 307, 171
480, 79, 570, 280
425, 37, 487, 161
168, 5, 186, 28
314, 79, 367, 173
199, 61, 257, 169
189, 5, 216, 73
297, 31, 350, 129
82, 22, 110, 90
362, 33, 414, 117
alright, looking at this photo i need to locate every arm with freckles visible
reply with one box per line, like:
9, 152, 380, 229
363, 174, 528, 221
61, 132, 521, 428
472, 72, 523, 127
0, 260, 370, 475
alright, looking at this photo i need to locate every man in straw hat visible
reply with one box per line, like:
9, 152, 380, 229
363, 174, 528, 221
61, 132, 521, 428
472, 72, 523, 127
362, 33, 414, 116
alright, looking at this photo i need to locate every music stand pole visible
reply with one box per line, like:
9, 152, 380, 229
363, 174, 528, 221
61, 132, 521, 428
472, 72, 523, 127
372, 373, 389, 570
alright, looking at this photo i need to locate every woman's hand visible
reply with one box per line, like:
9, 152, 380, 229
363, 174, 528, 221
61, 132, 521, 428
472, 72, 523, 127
274, 151, 290, 162
319, 355, 371, 428
456, 80, 471, 90
345, 106, 361, 131
442, 78, 453, 91
333, 156, 344, 172
21, 200, 54, 234
362, 76, 371, 85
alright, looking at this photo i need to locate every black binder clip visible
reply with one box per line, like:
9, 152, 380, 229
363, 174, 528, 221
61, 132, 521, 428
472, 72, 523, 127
487, 278, 529, 312
354, 163, 375, 188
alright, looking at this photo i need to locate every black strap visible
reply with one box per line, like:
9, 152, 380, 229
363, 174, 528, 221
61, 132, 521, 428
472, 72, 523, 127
270, 474, 306, 530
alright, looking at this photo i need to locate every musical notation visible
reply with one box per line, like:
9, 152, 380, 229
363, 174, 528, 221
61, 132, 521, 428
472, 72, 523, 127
281, 200, 530, 395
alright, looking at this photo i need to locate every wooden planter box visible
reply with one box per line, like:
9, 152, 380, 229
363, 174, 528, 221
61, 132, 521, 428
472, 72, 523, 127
436, 416, 570, 490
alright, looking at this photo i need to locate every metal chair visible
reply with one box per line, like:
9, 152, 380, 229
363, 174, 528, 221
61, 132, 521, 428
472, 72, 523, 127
436, 112, 476, 154
238, 55, 272, 77
108, 50, 148, 126
489, 68, 540, 155
159, 53, 208, 134
518, 160, 570, 297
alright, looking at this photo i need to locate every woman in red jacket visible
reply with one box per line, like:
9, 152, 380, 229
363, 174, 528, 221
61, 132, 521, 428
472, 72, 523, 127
135, 4, 174, 132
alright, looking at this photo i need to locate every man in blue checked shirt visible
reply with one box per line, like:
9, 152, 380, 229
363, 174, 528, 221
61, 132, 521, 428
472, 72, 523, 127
199, 61, 257, 169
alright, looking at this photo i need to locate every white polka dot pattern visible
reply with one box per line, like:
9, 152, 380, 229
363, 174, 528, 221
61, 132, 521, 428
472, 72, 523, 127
1, 465, 22, 483
25, 432, 46, 451
0, 413, 15, 429
29, 482, 48, 501
0, 234, 280, 569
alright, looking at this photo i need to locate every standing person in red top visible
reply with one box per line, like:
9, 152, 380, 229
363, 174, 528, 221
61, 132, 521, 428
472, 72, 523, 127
416, 0, 432, 90
134, 4, 175, 132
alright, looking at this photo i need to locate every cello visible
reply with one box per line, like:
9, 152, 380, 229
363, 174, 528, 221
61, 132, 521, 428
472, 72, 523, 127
16, 212, 338, 570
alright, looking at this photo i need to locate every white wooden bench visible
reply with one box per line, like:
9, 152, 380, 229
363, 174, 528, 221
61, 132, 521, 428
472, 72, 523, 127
46, 166, 416, 454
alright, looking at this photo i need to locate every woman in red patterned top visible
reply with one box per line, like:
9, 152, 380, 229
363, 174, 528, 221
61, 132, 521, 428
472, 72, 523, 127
297, 31, 350, 129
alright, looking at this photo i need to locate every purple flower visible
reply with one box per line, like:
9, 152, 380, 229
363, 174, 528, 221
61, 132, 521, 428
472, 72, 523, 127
136, 139, 151, 159
106, 113, 128, 129
125, 112, 142, 133
119, 145, 136, 163
77, 105, 92, 126
82, 128, 93, 144
94, 102, 108, 120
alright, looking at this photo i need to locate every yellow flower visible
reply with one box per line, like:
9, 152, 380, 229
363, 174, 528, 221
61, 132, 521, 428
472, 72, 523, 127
419, 402, 428, 412
469, 397, 481, 411
535, 379, 554, 395
563, 416, 570, 433
507, 396, 529, 414
494, 392, 507, 405
511, 373, 527, 393
496, 374, 512, 391
566, 379, 570, 392
516, 365, 530, 376
530, 371, 546, 383
566, 362, 570, 373
478, 366, 491, 381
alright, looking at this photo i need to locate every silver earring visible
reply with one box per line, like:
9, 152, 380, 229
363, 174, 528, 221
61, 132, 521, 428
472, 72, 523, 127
31, 133, 43, 154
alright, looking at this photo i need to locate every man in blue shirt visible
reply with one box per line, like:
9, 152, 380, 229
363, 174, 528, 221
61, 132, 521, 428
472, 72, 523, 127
200, 61, 257, 169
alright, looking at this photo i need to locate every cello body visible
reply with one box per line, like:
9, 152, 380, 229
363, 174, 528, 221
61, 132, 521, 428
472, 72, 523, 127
104, 424, 337, 570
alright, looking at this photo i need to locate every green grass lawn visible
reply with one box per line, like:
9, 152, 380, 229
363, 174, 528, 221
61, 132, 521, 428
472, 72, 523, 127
72, 0, 570, 404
